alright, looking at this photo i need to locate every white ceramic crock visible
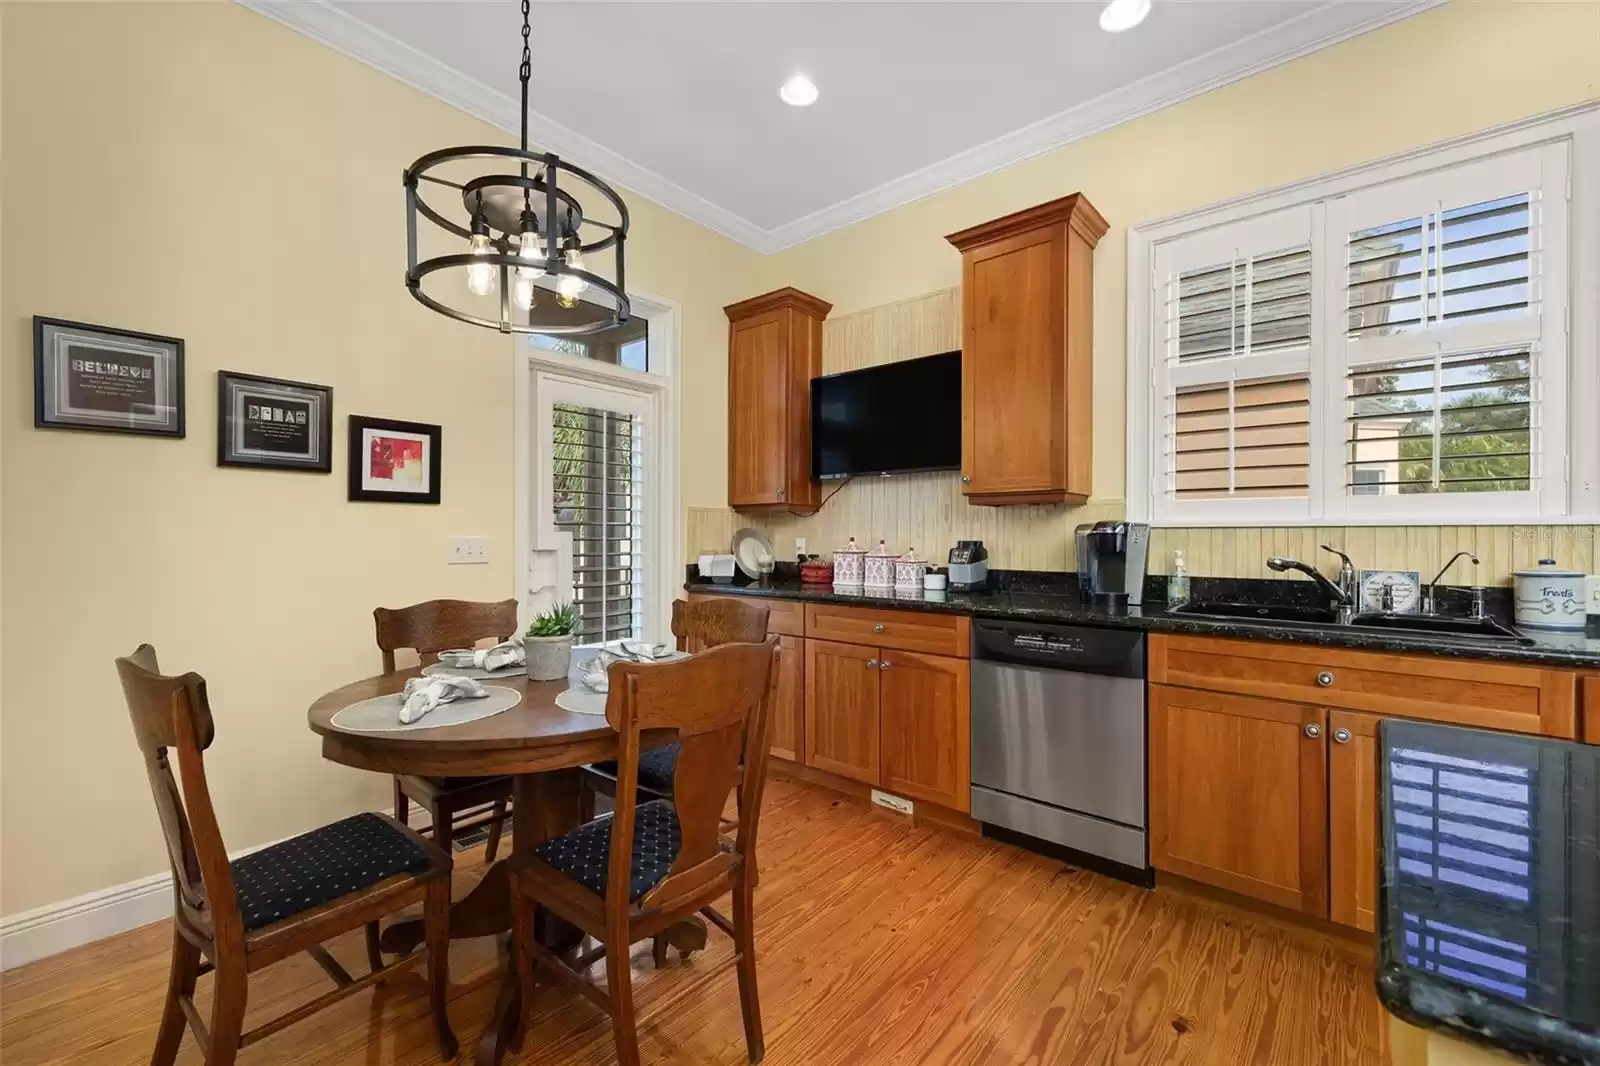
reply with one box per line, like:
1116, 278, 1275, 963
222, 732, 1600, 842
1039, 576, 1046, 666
864, 540, 897, 589
1512, 559, 1588, 630
894, 548, 929, 590
832, 537, 868, 588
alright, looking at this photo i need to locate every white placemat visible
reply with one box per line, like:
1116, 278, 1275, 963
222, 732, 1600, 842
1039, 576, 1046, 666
554, 687, 608, 716
331, 686, 522, 732
421, 662, 526, 681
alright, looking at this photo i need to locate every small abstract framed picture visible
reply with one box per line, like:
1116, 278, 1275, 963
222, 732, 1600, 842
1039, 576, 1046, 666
34, 316, 185, 438
217, 371, 333, 472
348, 415, 442, 504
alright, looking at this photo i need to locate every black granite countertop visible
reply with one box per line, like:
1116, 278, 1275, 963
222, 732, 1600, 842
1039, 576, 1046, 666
1376, 719, 1599, 1064
686, 570, 1600, 669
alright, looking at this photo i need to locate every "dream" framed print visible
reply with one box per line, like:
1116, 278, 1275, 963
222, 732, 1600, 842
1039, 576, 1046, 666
217, 371, 333, 473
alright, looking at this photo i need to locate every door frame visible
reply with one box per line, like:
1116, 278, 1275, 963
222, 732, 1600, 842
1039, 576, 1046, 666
512, 290, 682, 641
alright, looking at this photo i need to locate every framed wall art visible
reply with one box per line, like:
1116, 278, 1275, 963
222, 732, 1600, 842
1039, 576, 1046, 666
34, 316, 185, 438
217, 371, 333, 472
348, 415, 441, 504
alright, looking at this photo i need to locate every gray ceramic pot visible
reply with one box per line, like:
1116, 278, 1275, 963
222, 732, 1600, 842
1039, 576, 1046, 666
523, 634, 574, 681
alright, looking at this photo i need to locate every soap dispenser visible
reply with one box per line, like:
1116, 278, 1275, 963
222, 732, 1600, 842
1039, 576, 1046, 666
1169, 549, 1191, 606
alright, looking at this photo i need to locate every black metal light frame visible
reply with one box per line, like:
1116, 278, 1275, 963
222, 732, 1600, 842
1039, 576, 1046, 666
401, 1, 630, 336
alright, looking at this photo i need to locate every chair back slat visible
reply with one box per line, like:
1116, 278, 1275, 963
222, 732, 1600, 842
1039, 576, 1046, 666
671, 598, 769, 654
606, 639, 780, 914
115, 645, 240, 943
373, 598, 519, 672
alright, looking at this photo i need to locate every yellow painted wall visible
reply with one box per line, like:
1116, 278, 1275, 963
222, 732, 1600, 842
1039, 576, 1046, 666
1388, 1016, 1519, 1066
693, 1, 1600, 581
0, 1, 763, 916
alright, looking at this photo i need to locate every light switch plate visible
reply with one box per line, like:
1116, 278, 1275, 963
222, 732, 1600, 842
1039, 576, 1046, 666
1587, 574, 1600, 615
447, 535, 489, 565
795, 536, 807, 558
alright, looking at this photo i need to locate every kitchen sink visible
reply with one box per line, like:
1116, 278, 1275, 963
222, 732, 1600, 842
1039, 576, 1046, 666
1169, 601, 1342, 625
1348, 612, 1533, 644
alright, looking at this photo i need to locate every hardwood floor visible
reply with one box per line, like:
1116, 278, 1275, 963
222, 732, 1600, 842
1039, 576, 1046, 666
0, 778, 1382, 1065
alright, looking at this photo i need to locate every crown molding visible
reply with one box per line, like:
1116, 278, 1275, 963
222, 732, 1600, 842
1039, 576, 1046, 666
237, 0, 1440, 256
234, 0, 771, 250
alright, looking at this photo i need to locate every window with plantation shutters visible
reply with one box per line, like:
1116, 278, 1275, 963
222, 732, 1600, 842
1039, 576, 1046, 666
552, 402, 643, 645
1132, 125, 1586, 526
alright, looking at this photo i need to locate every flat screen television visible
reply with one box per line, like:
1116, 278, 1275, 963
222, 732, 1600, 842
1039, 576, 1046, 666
811, 351, 962, 480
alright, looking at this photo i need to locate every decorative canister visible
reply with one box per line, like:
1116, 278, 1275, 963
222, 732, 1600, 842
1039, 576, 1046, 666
894, 548, 929, 590
864, 540, 897, 589
1512, 559, 1588, 630
832, 537, 868, 588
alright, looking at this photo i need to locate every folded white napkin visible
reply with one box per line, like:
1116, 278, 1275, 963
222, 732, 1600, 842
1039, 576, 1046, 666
436, 639, 525, 672
399, 675, 488, 724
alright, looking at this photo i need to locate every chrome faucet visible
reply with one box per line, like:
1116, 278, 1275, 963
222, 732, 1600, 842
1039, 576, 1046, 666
1321, 545, 1358, 611
1423, 551, 1485, 619
1267, 554, 1356, 622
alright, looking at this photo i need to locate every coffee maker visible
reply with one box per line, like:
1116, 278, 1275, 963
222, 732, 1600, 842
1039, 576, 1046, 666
1074, 522, 1151, 607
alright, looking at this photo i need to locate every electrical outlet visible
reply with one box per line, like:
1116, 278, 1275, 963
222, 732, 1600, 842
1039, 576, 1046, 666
1588, 574, 1600, 613
871, 790, 914, 816
795, 536, 807, 558
447, 536, 489, 565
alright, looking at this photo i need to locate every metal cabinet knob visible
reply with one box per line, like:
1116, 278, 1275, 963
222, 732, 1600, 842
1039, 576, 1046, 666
873, 624, 886, 633
777, 487, 785, 498
961, 474, 972, 484
1304, 723, 1322, 739
880, 660, 893, 670
1333, 728, 1352, 744
865, 659, 879, 670
1316, 671, 1335, 687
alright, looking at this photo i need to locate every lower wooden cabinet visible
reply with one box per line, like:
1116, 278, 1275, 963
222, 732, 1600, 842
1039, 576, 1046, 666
879, 651, 971, 812
804, 639, 881, 784
1584, 676, 1600, 744
769, 635, 805, 762
1149, 684, 1329, 917
1328, 710, 1383, 932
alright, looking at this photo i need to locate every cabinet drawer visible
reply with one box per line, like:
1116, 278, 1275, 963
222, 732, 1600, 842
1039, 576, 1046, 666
686, 593, 803, 637
1584, 677, 1600, 744
1150, 634, 1576, 737
804, 604, 970, 657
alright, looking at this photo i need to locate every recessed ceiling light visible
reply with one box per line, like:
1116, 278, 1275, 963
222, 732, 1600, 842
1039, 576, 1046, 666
1099, 0, 1151, 32
779, 74, 819, 108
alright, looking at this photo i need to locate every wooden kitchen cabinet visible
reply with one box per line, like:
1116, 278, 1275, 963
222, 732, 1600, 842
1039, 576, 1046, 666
769, 635, 805, 762
1149, 684, 1329, 917
1583, 676, 1600, 743
1327, 710, 1384, 932
804, 639, 881, 784
724, 287, 831, 514
945, 193, 1106, 506
879, 651, 971, 813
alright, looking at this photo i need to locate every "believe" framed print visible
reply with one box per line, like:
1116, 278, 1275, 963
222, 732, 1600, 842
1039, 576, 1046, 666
217, 370, 333, 473
34, 316, 185, 438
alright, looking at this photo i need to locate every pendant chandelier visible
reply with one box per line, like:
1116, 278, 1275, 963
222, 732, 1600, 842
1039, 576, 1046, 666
403, 0, 630, 335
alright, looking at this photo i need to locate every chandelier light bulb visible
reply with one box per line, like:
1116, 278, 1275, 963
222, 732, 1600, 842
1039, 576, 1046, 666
466, 232, 496, 296
1099, 0, 1151, 32
513, 275, 538, 311
779, 74, 818, 107
516, 229, 545, 279
561, 247, 589, 297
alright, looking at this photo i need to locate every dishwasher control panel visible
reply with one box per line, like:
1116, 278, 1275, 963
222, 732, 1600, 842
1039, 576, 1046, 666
972, 621, 1144, 678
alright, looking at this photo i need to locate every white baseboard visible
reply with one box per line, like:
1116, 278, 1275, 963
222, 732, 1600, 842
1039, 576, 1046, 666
0, 810, 405, 973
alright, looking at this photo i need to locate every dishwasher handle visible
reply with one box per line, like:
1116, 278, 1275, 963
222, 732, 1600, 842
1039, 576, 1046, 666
971, 621, 1145, 678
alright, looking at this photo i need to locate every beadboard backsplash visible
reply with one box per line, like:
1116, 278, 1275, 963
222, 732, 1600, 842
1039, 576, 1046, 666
689, 287, 1598, 586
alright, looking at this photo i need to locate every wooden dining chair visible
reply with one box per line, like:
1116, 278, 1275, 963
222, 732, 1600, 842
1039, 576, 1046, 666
581, 597, 770, 806
375, 597, 519, 862
509, 636, 782, 1066
116, 645, 456, 1066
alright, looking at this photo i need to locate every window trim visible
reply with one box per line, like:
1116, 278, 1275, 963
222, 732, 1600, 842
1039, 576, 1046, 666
1127, 102, 1600, 527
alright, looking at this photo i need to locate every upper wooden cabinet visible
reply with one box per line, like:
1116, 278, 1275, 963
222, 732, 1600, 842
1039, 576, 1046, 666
945, 193, 1107, 506
724, 288, 831, 514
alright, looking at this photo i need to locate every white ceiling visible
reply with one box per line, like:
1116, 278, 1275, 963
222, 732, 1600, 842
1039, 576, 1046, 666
244, 0, 1435, 252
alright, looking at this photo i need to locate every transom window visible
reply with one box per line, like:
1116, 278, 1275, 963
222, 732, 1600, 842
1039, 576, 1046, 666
1130, 115, 1596, 527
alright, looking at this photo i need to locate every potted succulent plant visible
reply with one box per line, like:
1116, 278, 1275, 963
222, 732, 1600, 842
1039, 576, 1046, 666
523, 603, 577, 681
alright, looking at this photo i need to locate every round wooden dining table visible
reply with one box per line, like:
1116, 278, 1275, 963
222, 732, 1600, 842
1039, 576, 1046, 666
307, 667, 695, 1064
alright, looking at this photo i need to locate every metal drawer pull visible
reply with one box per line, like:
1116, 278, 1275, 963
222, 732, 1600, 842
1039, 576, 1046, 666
873, 624, 886, 633
1333, 728, 1352, 744
1315, 671, 1335, 687
1304, 723, 1322, 739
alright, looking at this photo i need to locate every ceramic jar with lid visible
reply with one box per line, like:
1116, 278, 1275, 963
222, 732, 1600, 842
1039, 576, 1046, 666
832, 537, 868, 588
894, 547, 929, 590
1513, 559, 1588, 630
863, 540, 897, 589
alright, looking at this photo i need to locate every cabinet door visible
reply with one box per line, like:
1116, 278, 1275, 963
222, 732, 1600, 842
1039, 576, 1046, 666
1583, 677, 1600, 744
962, 229, 1061, 497
1149, 684, 1329, 916
804, 639, 881, 785
1328, 711, 1383, 932
768, 635, 805, 762
728, 310, 788, 508
879, 651, 971, 812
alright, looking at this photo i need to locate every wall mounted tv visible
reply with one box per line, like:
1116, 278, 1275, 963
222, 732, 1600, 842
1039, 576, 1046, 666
811, 351, 962, 480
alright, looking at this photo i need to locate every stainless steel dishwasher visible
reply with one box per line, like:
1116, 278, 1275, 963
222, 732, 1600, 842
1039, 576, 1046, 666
970, 620, 1149, 883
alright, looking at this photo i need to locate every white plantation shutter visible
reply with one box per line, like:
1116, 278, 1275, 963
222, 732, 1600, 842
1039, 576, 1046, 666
1325, 144, 1568, 519
1152, 207, 1316, 522
552, 403, 644, 644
